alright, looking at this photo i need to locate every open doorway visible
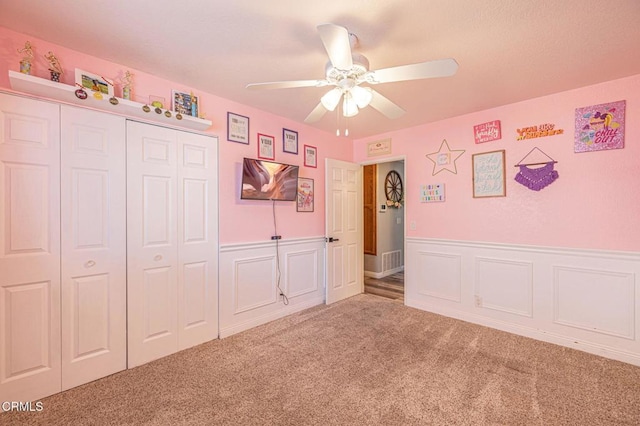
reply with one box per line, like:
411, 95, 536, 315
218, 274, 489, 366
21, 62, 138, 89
363, 160, 405, 301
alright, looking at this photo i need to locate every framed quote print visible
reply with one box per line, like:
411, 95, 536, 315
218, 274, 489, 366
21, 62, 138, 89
257, 133, 275, 160
303, 144, 317, 168
283, 128, 298, 154
227, 112, 250, 144
472, 150, 506, 198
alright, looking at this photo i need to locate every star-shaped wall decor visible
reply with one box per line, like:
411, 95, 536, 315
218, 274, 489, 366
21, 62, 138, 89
426, 139, 465, 175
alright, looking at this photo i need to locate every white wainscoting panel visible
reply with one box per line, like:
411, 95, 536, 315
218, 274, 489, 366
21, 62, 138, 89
406, 238, 640, 366
220, 237, 325, 337
553, 266, 635, 339
234, 255, 278, 314
286, 250, 319, 298
475, 257, 533, 317
412, 251, 461, 302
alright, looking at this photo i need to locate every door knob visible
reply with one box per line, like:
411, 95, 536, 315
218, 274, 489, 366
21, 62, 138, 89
154, 254, 163, 261
84, 260, 96, 268
327, 237, 340, 242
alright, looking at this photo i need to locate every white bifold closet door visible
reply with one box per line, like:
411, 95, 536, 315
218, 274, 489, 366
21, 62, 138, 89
60, 106, 127, 390
127, 121, 218, 368
0, 94, 61, 401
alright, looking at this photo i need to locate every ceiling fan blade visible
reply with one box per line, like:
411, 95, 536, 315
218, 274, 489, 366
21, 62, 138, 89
317, 23, 353, 71
368, 89, 405, 119
369, 58, 459, 84
246, 80, 327, 90
304, 102, 328, 123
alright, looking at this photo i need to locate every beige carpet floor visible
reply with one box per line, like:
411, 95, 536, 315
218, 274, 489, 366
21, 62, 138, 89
3, 294, 640, 425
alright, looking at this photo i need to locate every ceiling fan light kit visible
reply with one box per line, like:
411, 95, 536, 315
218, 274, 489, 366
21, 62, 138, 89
246, 23, 458, 133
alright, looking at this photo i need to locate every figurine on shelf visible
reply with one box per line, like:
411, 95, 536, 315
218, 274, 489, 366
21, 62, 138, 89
122, 70, 133, 100
190, 91, 198, 117
17, 41, 34, 75
44, 51, 63, 82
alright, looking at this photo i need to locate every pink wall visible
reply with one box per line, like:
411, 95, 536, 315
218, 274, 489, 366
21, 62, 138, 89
0, 26, 351, 244
354, 75, 640, 252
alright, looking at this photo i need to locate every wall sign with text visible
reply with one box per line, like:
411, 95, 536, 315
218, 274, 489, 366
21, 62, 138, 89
574, 100, 625, 153
473, 120, 501, 144
516, 123, 564, 140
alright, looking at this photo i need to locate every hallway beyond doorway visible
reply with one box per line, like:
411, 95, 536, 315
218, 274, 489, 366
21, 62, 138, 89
364, 271, 404, 301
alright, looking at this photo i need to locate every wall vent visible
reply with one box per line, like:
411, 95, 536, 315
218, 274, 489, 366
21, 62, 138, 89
382, 250, 402, 273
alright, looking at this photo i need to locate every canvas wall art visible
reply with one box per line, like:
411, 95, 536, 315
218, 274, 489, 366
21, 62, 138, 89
575, 100, 625, 153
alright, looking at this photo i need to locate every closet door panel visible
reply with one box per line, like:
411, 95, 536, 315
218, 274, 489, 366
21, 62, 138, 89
60, 106, 126, 390
127, 121, 178, 367
177, 133, 218, 349
0, 94, 61, 401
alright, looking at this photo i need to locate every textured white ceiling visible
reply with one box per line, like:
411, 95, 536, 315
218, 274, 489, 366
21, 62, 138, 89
1, 0, 639, 138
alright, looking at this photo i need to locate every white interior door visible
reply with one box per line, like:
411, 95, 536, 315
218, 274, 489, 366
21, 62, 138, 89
60, 106, 126, 389
0, 94, 61, 401
176, 131, 218, 349
325, 158, 363, 304
127, 121, 179, 367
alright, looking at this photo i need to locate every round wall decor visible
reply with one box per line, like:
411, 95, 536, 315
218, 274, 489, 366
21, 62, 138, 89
384, 170, 403, 205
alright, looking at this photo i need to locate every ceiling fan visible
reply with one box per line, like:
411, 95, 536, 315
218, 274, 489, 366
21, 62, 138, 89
246, 23, 459, 125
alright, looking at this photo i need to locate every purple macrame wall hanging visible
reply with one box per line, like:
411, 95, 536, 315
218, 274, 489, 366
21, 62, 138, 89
514, 147, 559, 191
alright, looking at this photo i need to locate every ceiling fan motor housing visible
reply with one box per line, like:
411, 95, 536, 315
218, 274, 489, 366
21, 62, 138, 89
325, 53, 370, 84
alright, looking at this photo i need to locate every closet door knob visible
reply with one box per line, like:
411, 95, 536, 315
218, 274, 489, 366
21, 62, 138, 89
85, 260, 96, 268
154, 254, 163, 261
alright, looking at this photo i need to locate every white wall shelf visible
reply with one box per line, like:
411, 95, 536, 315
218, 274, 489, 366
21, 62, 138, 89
8, 70, 213, 132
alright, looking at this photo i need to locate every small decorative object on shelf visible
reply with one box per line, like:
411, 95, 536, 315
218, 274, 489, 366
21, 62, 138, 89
190, 91, 198, 117
74, 83, 88, 100
18, 41, 34, 75
103, 77, 118, 105
44, 51, 63, 82
122, 70, 133, 100
172, 90, 198, 117
75, 68, 113, 100
149, 95, 164, 113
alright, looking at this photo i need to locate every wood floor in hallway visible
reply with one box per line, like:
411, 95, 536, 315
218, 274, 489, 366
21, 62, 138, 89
364, 271, 404, 301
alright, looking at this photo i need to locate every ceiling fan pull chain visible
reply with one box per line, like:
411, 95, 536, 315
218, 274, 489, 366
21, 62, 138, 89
336, 100, 341, 136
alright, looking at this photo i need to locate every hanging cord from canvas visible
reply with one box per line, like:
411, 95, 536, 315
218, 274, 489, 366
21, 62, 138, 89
272, 199, 289, 305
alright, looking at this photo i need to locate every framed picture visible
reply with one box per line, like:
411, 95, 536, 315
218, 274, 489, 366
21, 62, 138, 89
472, 150, 506, 198
283, 128, 298, 154
74, 68, 113, 97
227, 112, 250, 144
303, 144, 317, 168
574, 100, 625, 153
367, 138, 392, 157
257, 133, 275, 160
172, 90, 198, 116
297, 177, 314, 212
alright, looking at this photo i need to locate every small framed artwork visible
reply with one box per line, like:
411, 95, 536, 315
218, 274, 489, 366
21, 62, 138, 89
227, 112, 250, 144
257, 133, 275, 160
304, 144, 317, 168
297, 177, 314, 212
283, 128, 298, 154
75, 69, 113, 97
172, 90, 198, 116
472, 150, 506, 198
420, 184, 445, 202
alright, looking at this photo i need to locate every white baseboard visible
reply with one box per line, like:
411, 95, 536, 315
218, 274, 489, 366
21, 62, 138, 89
364, 266, 404, 279
404, 237, 640, 366
220, 297, 324, 338
406, 297, 640, 367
